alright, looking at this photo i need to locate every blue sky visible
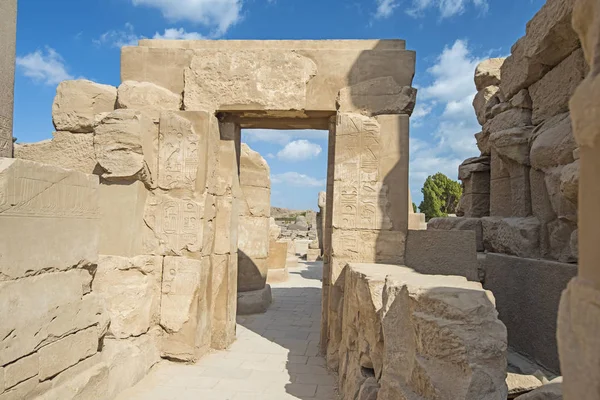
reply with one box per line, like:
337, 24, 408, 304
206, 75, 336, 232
14, 0, 545, 210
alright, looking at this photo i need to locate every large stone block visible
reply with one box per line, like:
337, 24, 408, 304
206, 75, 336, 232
475, 58, 505, 91
239, 143, 270, 188
210, 254, 237, 350
237, 255, 268, 292
0, 159, 99, 280
482, 217, 541, 258
267, 240, 287, 270
239, 186, 270, 217
14, 131, 97, 174
93, 255, 162, 339
38, 326, 99, 381
484, 253, 576, 372
529, 48, 587, 125
52, 80, 116, 133
337, 77, 416, 116
530, 113, 576, 171
489, 127, 534, 165
473, 85, 500, 125
405, 229, 479, 281
98, 181, 147, 257
237, 216, 269, 258
427, 217, 484, 252
116, 80, 181, 123
499, 0, 579, 98
93, 109, 154, 181
483, 108, 532, 135
160, 256, 210, 361
335, 264, 507, 400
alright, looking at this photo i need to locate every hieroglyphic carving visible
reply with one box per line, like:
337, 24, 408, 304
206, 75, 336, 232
144, 192, 203, 254
158, 113, 200, 190
333, 114, 391, 230
0, 115, 12, 157
0, 161, 99, 218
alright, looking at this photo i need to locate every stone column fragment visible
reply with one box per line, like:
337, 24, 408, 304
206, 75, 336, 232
0, 0, 17, 157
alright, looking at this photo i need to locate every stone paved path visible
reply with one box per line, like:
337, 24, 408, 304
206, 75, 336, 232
116, 259, 339, 400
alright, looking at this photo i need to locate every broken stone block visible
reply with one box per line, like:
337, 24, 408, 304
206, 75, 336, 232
473, 85, 500, 125
160, 256, 210, 361
14, 131, 97, 174
0, 159, 99, 280
513, 378, 562, 400
52, 79, 116, 133
239, 186, 270, 218
489, 127, 534, 165
307, 248, 321, 262
507, 373, 544, 398
530, 113, 576, 171
93, 255, 162, 339
475, 58, 505, 91
482, 217, 541, 258
236, 285, 273, 315
476, 131, 491, 155
545, 166, 578, 222
38, 326, 99, 381
483, 108, 532, 134
267, 240, 287, 270
116, 80, 181, 123
239, 143, 270, 188
94, 109, 154, 181
529, 48, 588, 125
500, 0, 579, 98
405, 229, 479, 281
559, 160, 579, 205
336, 77, 416, 116
336, 264, 507, 400
484, 253, 576, 372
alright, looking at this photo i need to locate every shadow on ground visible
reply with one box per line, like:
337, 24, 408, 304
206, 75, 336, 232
237, 283, 337, 400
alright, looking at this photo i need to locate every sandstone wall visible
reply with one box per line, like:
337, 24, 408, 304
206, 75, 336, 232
0, 0, 16, 157
431, 0, 582, 373
332, 263, 508, 400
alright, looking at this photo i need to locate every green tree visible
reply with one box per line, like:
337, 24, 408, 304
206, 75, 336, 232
412, 202, 418, 213
418, 173, 462, 220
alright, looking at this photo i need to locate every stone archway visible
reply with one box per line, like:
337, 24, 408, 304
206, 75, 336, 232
121, 39, 416, 357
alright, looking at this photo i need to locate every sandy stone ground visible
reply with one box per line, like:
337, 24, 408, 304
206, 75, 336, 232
116, 259, 339, 400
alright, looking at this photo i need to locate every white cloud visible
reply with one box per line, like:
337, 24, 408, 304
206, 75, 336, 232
131, 0, 242, 35
94, 23, 142, 48
375, 0, 398, 18
243, 129, 328, 146
277, 140, 322, 162
153, 28, 205, 40
407, 0, 488, 18
16, 47, 74, 85
271, 172, 326, 188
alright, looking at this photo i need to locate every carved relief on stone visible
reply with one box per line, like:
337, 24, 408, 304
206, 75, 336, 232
143, 192, 204, 255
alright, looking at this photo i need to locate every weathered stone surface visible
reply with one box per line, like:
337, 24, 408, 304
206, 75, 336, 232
499, 0, 579, 98
335, 264, 507, 400
184, 50, 318, 111
482, 217, 541, 258
306, 248, 321, 262
3, 353, 38, 390
267, 240, 287, 270
52, 80, 116, 133
529, 49, 587, 124
116, 80, 181, 122
239, 186, 270, 217
489, 127, 534, 165
210, 254, 237, 350
157, 111, 210, 192
483, 108, 532, 135
93, 255, 162, 339
560, 160, 579, 205
530, 113, 576, 172
240, 143, 270, 188
237, 285, 272, 315
475, 58, 505, 91
514, 378, 563, 399
0, 0, 16, 157
545, 167, 577, 222
38, 326, 99, 381
475, 131, 491, 155
474, 85, 500, 125
408, 212, 427, 230
269, 217, 281, 241
94, 109, 153, 181
238, 255, 268, 293
548, 219, 578, 263
98, 181, 147, 257
0, 159, 99, 280
337, 77, 416, 116
35, 361, 109, 400
101, 332, 160, 398
405, 229, 479, 281
14, 131, 97, 174
238, 216, 269, 258
484, 253, 576, 372
510, 89, 533, 110
458, 156, 491, 180
428, 217, 484, 252
160, 256, 210, 361
143, 191, 205, 256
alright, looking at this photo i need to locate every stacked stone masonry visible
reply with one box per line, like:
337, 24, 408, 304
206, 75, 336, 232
431, 0, 586, 376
